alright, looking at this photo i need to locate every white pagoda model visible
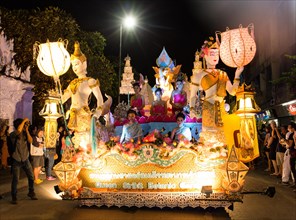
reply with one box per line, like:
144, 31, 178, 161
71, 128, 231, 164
119, 55, 135, 95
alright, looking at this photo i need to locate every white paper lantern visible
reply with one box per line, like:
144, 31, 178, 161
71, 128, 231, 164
35, 39, 71, 77
217, 24, 256, 68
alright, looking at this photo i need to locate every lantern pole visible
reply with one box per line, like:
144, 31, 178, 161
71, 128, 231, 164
118, 24, 122, 104
54, 77, 69, 134
118, 15, 137, 104
34, 39, 71, 141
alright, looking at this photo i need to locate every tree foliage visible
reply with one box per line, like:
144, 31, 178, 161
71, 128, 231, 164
271, 55, 296, 86
269, 54, 296, 102
0, 6, 117, 125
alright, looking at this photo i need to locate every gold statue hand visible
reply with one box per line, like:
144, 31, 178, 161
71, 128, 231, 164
234, 67, 244, 79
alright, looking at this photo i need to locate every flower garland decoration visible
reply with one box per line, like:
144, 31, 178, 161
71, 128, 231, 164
113, 102, 129, 121
200, 36, 216, 58
72, 127, 229, 164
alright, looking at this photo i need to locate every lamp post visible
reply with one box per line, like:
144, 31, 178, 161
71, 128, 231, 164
118, 24, 123, 104
118, 16, 137, 104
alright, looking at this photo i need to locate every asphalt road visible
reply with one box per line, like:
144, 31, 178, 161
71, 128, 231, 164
0, 165, 295, 220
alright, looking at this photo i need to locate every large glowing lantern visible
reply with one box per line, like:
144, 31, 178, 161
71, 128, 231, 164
234, 84, 261, 117
233, 84, 261, 163
39, 90, 62, 148
217, 24, 256, 68
53, 148, 81, 189
34, 39, 71, 78
221, 146, 249, 193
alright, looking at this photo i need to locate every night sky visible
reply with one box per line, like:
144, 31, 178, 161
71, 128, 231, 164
0, 0, 282, 82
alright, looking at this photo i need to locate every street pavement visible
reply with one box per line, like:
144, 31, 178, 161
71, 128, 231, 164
0, 162, 295, 220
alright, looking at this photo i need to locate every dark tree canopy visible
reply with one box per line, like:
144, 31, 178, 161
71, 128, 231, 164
0, 6, 117, 125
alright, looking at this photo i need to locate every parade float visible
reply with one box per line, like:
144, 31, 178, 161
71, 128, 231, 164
35, 24, 261, 209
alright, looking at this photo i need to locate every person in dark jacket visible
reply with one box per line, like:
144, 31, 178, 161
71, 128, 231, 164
9, 118, 37, 204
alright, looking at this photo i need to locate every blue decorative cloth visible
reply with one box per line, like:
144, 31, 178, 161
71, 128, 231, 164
90, 116, 97, 155
120, 122, 143, 143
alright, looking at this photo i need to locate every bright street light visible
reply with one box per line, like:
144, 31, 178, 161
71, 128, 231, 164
118, 15, 137, 104
123, 16, 137, 29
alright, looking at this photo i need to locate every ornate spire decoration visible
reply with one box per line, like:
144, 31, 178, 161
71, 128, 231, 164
71, 41, 87, 63
156, 47, 174, 69
152, 47, 181, 82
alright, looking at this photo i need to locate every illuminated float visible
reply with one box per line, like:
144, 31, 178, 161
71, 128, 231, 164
36, 24, 260, 209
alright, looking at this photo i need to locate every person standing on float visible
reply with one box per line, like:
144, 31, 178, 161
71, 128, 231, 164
170, 75, 188, 115
130, 81, 145, 117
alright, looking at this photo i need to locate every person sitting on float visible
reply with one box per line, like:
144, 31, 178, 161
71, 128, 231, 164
130, 81, 145, 117
120, 109, 143, 144
150, 87, 167, 116
170, 75, 187, 115
170, 112, 192, 141
61, 41, 104, 133
191, 37, 244, 130
96, 116, 110, 142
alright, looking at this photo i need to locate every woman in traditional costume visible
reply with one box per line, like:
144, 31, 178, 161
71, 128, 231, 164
150, 88, 167, 115
120, 109, 143, 144
149, 87, 172, 122
170, 75, 188, 115
170, 112, 192, 141
130, 81, 145, 117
